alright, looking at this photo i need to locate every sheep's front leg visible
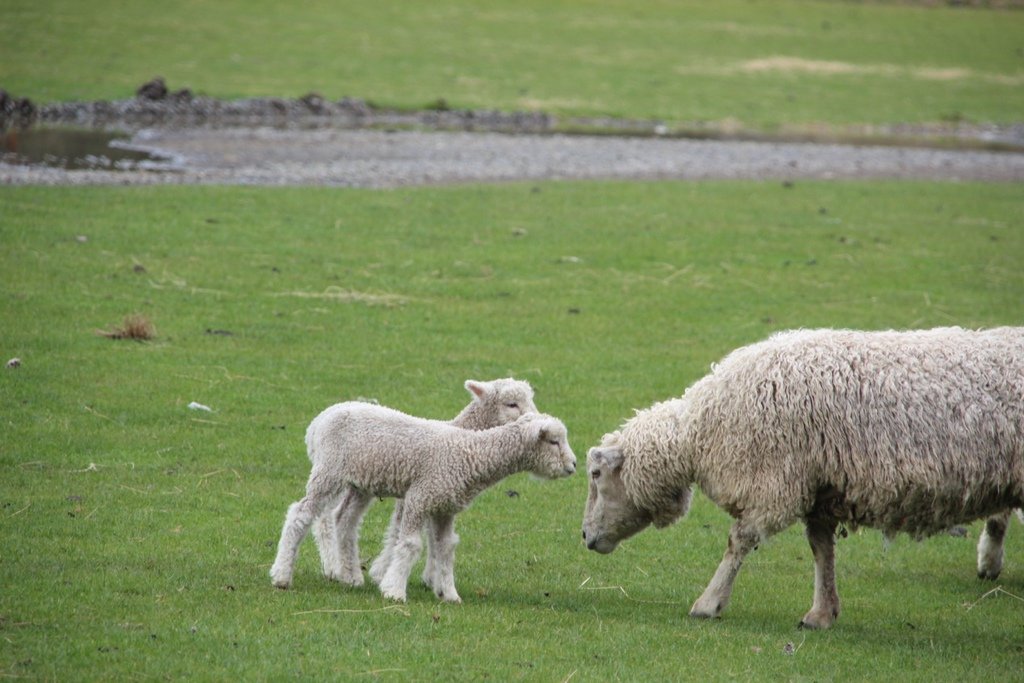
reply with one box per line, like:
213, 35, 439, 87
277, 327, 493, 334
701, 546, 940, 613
690, 519, 760, 620
377, 500, 425, 603
332, 487, 374, 587
977, 509, 1012, 580
369, 500, 403, 586
424, 513, 461, 603
800, 516, 840, 629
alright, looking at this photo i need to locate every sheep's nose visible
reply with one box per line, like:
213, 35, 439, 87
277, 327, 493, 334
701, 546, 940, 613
586, 538, 598, 551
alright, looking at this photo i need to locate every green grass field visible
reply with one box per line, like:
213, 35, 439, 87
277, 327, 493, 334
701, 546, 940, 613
2, 181, 1023, 679
3, 0, 1024, 679
3, 0, 1023, 128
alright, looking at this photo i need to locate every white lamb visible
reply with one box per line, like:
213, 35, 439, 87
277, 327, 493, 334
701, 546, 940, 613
271, 407, 576, 602
310, 379, 537, 584
582, 327, 1024, 629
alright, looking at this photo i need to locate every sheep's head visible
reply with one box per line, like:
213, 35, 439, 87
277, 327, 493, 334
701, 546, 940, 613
457, 378, 538, 430
582, 443, 653, 553
521, 414, 576, 479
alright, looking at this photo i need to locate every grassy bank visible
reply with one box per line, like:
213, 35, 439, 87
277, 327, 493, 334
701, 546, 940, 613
2, 1, 1023, 128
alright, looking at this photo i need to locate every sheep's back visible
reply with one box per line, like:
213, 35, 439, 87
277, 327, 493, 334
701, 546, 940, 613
688, 327, 1024, 536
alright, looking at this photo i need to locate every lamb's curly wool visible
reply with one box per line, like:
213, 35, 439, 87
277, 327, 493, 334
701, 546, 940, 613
310, 379, 537, 583
583, 327, 1024, 629
271, 407, 575, 602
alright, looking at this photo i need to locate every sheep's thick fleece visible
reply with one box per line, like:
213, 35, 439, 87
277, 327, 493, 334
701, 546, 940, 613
627, 327, 1023, 535
584, 327, 1024, 628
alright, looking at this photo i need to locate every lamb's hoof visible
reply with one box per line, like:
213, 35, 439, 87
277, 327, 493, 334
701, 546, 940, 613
977, 568, 1001, 580
269, 568, 292, 589
437, 590, 462, 604
380, 585, 408, 603
340, 573, 365, 588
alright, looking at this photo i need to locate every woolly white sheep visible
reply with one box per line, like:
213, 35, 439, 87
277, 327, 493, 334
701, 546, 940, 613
582, 327, 1024, 629
310, 379, 537, 584
271, 407, 576, 602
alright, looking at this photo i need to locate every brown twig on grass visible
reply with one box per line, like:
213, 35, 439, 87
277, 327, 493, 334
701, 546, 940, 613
96, 314, 156, 341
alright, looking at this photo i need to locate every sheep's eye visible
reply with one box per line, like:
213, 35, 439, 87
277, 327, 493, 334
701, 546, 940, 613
547, 439, 560, 446
506, 402, 519, 409
591, 470, 601, 480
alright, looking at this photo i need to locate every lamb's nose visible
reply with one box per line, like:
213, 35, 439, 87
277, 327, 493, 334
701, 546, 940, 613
586, 538, 598, 551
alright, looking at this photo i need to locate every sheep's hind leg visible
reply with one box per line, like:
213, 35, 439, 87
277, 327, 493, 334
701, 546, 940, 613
977, 509, 1012, 580
377, 501, 425, 603
424, 513, 460, 603
369, 500, 403, 586
690, 519, 760, 620
333, 487, 374, 587
270, 493, 333, 589
800, 516, 841, 630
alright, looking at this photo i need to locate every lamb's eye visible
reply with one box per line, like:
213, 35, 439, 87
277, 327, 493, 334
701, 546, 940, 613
591, 470, 601, 480
547, 439, 560, 446
506, 402, 519, 409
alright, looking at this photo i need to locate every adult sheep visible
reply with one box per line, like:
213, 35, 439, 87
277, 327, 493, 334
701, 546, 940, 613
312, 379, 537, 584
582, 327, 1023, 629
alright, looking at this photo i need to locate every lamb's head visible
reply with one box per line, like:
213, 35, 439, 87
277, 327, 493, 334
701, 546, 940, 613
518, 413, 576, 479
582, 440, 653, 554
456, 378, 538, 430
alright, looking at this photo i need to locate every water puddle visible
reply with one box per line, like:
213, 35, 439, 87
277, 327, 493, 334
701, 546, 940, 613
0, 127, 175, 171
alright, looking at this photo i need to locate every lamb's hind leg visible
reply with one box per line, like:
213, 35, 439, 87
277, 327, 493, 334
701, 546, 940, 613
377, 499, 425, 603
312, 493, 344, 581
424, 513, 460, 603
690, 519, 761, 620
800, 516, 840, 629
270, 492, 334, 589
332, 486, 374, 587
369, 500, 403, 586
978, 509, 1012, 580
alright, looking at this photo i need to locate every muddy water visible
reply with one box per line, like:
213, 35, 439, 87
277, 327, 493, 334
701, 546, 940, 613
0, 128, 171, 170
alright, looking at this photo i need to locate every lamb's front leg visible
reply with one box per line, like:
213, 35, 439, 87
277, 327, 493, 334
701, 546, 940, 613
800, 516, 840, 629
377, 499, 425, 603
690, 519, 761, 620
424, 513, 460, 603
977, 509, 1012, 580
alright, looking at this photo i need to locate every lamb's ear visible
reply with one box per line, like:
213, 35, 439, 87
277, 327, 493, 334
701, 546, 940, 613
465, 380, 487, 400
588, 446, 624, 471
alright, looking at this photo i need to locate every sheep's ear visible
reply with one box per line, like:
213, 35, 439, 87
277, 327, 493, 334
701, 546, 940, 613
589, 446, 624, 471
465, 380, 487, 400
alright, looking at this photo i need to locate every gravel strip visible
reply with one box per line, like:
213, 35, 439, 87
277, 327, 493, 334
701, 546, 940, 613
3, 127, 1023, 187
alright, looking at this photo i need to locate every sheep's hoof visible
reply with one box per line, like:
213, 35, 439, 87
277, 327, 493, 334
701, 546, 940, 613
798, 609, 836, 630
688, 597, 723, 620
437, 590, 462, 604
977, 568, 1001, 580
